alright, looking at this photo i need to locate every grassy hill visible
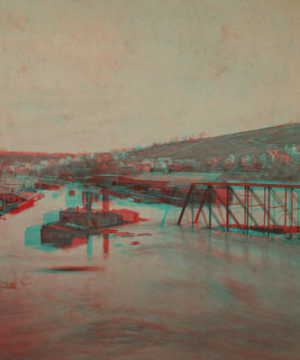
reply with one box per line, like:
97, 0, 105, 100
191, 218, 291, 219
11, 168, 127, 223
127, 123, 300, 163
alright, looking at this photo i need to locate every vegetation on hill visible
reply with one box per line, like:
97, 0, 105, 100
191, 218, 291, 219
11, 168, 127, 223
128, 123, 300, 163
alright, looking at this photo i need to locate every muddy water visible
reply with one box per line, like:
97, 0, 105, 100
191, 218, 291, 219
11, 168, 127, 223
1, 188, 300, 359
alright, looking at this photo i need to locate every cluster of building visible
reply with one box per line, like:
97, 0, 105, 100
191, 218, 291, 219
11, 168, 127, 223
0, 155, 92, 177
207, 144, 300, 172
3, 143, 300, 178
120, 158, 201, 174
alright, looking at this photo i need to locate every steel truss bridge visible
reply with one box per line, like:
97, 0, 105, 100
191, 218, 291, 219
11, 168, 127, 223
178, 182, 300, 236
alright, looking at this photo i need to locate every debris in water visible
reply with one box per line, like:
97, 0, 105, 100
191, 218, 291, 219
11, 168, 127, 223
36, 266, 104, 273
0, 281, 17, 289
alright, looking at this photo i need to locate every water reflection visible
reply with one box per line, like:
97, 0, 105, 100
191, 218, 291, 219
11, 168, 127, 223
43, 210, 60, 224
103, 234, 109, 260
87, 235, 93, 260
24, 224, 42, 247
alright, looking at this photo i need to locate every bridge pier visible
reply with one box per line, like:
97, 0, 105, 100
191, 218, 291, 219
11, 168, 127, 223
102, 188, 109, 212
81, 191, 92, 211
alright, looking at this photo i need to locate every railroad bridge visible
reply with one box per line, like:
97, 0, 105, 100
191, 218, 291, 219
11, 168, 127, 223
178, 182, 300, 236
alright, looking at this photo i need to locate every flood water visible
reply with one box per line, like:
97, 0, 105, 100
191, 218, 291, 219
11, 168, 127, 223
1, 188, 300, 359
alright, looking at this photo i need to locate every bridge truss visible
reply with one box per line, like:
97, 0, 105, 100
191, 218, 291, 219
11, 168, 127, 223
178, 182, 300, 236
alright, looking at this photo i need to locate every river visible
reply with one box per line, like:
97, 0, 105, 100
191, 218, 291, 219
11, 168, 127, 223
1, 187, 300, 359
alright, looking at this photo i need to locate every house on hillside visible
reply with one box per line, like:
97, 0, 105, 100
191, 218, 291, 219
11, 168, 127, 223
168, 161, 184, 172
287, 145, 300, 163
285, 145, 290, 154
137, 163, 151, 173
140, 160, 155, 171
123, 163, 138, 174
266, 148, 291, 166
158, 157, 172, 164
241, 155, 256, 171
185, 159, 197, 170
40, 160, 50, 168
276, 154, 290, 164
223, 155, 235, 172
95, 153, 111, 162
257, 153, 267, 168
58, 158, 66, 165
205, 158, 219, 172
266, 148, 278, 166
285, 144, 297, 156
24, 163, 33, 170
154, 161, 168, 173
74, 155, 83, 163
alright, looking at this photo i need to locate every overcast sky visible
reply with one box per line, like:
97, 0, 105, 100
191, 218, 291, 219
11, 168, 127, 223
1, 0, 300, 153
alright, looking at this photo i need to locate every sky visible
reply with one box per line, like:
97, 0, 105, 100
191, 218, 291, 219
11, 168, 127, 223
1, 0, 300, 153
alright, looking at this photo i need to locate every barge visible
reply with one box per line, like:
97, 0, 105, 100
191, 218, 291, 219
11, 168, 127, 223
0, 191, 44, 216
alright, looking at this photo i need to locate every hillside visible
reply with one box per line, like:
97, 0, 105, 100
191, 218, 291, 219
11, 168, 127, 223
1, 123, 299, 166
127, 123, 300, 163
